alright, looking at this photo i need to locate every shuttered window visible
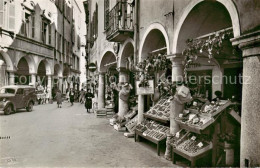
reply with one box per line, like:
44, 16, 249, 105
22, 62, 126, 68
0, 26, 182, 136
8, 3, 15, 30
0, 0, 4, 27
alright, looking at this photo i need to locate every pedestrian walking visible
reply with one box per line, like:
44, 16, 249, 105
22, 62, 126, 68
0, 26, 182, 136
55, 90, 63, 108
85, 89, 94, 112
66, 89, 70, 102
69, 88, 75, 106
79, 89, 85, 104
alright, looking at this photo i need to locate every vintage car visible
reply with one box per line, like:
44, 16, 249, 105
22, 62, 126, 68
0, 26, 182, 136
0, 85, 37, 115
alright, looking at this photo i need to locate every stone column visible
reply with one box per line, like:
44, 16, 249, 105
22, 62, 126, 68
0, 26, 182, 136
59, 77, 63, 91
98, 72, 105, 109
9, 72, 15, 85
30, 73, 36, 86
138, 94, 144, 124
118, 68, 129, 119
0, 60, 6, 87
170, 56, 184, 135
47, 75, 52, 99
232, 31, 260, 167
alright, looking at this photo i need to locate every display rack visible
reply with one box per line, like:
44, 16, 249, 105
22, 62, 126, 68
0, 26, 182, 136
170, 99, 238, 166
174, 100, 232, 134
135, 119, 169, 156
144, 96, 171, 123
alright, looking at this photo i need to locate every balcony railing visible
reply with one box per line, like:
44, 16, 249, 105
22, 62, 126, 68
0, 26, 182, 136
105, 1, 134, 42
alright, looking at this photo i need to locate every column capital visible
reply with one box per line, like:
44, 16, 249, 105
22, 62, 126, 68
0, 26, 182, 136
168, 53, 184, 65
231, 30, 260, 57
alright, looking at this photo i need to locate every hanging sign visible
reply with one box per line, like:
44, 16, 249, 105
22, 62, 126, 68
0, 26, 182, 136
88, 63, 97, 72
135, 80, 155, 95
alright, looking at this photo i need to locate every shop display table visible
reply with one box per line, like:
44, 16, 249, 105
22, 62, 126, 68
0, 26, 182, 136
143, 113, 169, 124
172, 145, 212, 166
134, 130, 166, 156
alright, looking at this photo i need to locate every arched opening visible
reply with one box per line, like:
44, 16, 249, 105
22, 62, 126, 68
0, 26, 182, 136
176, 1, 242, 166
119, 41, 136, 107
140, 28, 171, 111
99, 51, 118, 112
141, 29, 167, 61
16, 57, 30, 85
0, 54, 7, 87
37, 60, 47, 87
63, 66, 70, 94
177, 1, 242, 101
53, 64, 62, 96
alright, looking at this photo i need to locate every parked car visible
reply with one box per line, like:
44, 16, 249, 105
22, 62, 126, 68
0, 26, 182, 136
0, 85, 37, 115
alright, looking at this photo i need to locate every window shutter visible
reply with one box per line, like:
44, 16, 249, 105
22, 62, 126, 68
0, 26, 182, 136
8, 3, 15, 30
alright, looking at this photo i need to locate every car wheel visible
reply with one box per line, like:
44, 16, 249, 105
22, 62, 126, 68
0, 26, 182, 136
26, 101, 33, 112
4, 105, 12, 115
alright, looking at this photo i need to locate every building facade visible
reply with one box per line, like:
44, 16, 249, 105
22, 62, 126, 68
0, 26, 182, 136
84, 0, 260, 166
0, 0, 85, 96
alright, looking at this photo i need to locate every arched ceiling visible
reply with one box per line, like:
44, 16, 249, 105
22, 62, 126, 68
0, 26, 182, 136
177, 1, 232, 53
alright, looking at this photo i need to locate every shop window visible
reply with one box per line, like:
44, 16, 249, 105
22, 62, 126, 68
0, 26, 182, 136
0, 0, 4, 27
41, 21, 48, 43
8, 3, 15, 30
48, 24, 51, 45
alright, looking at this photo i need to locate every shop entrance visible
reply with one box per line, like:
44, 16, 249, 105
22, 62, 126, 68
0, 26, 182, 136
37, 61, 47, 87
16, 57, 30, 85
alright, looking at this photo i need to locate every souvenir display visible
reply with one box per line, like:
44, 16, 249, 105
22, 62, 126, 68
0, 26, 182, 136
135, 119, 170, 141
145, 96, 171, 121
200, 100, 231, 117
168, 129, 188, 147
174, 132, 212, 156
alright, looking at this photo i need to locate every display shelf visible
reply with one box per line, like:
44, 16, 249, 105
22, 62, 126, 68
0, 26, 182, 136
175, 114, 214, 134
169, 129, 189, 148
171, 132, 213, 166
144, 96, 171, 122
135, 129, 166, 156
200, 100, 232, 117
135, 119, 170, 155
143, 113, 169, 124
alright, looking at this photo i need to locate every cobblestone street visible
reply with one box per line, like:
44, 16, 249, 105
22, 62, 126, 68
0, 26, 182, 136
0, 102, 173, 167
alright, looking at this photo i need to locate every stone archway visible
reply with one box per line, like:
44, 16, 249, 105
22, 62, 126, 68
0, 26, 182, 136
172, 0, 240, 54
16, 57, 30, 85
171, 1, 243, 165
139, 23, 170, 62
98, 50, 117, 110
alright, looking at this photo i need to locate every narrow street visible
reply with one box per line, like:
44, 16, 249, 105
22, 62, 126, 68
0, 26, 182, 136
0, 102, 172, 167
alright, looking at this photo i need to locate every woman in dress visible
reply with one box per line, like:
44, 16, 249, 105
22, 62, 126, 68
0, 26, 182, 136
69, 88, 75, 106
55, 90, 63, 108
85, 89, 94, 112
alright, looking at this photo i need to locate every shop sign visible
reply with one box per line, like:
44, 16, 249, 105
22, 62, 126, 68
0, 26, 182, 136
88, 63, 97, 72
135, 80, 155, 95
